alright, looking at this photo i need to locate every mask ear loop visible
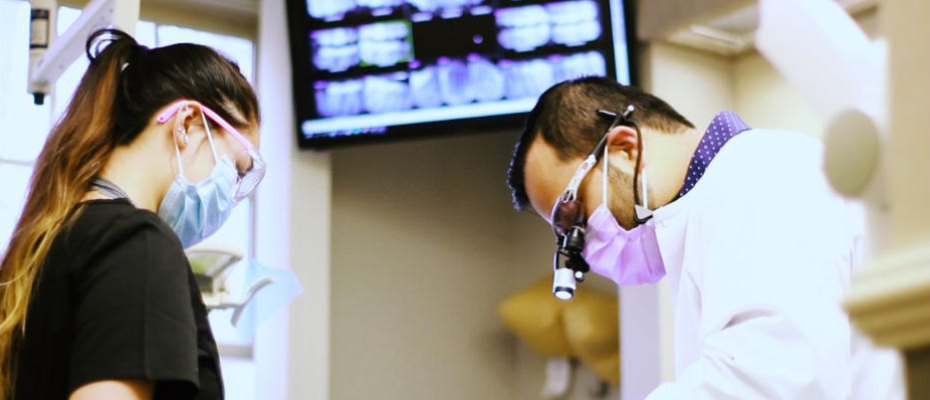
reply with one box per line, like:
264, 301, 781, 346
641, 168, 649, 209
173, 128, 187, 179
632, 121, 654, 223
201, 109, 221, 164
602, 138, 609, 207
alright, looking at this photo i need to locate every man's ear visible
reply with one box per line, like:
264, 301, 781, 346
605, 125, 642, 166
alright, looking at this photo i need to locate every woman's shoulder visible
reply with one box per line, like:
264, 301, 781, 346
68, 198, 179, 246
50, 199, 186, 274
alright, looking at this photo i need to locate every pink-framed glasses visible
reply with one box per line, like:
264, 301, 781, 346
156, 99, 266, 202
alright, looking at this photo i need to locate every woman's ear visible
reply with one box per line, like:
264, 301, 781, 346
171, 103, 198, 150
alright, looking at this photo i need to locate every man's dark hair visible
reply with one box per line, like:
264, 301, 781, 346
507, 76, 695, 211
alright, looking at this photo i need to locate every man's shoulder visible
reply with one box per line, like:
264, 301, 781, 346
727, 128, 823, 156
700, 128, 828, 200
715, 128, 823, 173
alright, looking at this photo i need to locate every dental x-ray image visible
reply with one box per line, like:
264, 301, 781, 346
548, 1, 601, 46
495, 5, 551, 52
500, 58, 555, 100
312, 49, 599, 118
413, 55, 505, 108
496, 52, 604, 102
359, 20, 413, 67
406, 0, 484, 12
314, 79, 364, 117
467, 55, 505, 102
307, 0, 356, 19
363, 72, 413, 113
496, 1, 601, 52
357, 0, 405, 9
437, 58, 473, 106
551, 51, 607, 83
307, 0, 409, 19
410, 66, 444, 109
311, 27, 360, 72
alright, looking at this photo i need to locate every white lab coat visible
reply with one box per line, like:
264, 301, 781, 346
645, 129, 904, 400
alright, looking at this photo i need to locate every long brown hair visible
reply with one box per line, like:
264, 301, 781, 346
0, 29, 259, 397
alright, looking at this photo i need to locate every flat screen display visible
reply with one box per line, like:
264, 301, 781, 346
286, 0, 636, 148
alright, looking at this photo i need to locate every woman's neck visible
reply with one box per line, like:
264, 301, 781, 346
93, 134, 172, 212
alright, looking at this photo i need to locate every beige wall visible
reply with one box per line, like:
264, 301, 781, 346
733, 51, 823, 136
882, 0, 930, 250
644, 42, 735, 127
329, 131, 518, 400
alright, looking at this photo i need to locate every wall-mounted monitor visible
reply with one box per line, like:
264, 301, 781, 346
286, 0, 637, 149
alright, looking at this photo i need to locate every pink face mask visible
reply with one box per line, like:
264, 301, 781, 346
581, 145, 666, 285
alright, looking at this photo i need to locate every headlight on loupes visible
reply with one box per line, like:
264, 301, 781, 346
552, 225, 589, 301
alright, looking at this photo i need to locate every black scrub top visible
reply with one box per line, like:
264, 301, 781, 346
14, 199, 223, 399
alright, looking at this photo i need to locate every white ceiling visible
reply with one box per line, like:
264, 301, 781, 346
664, 0, 879, 56
144, 0, 258, 23
54, 0, 259, 25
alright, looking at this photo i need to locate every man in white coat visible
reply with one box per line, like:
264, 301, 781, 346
507, 77, 903, 399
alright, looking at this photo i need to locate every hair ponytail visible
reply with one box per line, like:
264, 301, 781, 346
0, 30, 137, 397
0, 27, 258, 398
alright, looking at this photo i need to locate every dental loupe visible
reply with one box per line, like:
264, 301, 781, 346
552, 224, 589, 300
550, 105, 636, 300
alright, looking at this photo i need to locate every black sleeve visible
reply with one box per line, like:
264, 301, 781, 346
68, 213, 199, 395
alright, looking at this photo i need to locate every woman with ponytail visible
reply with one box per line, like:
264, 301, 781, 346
0, 29, 263, 400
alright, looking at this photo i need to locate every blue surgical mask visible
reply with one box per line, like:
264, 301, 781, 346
158, 111, 239, 248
